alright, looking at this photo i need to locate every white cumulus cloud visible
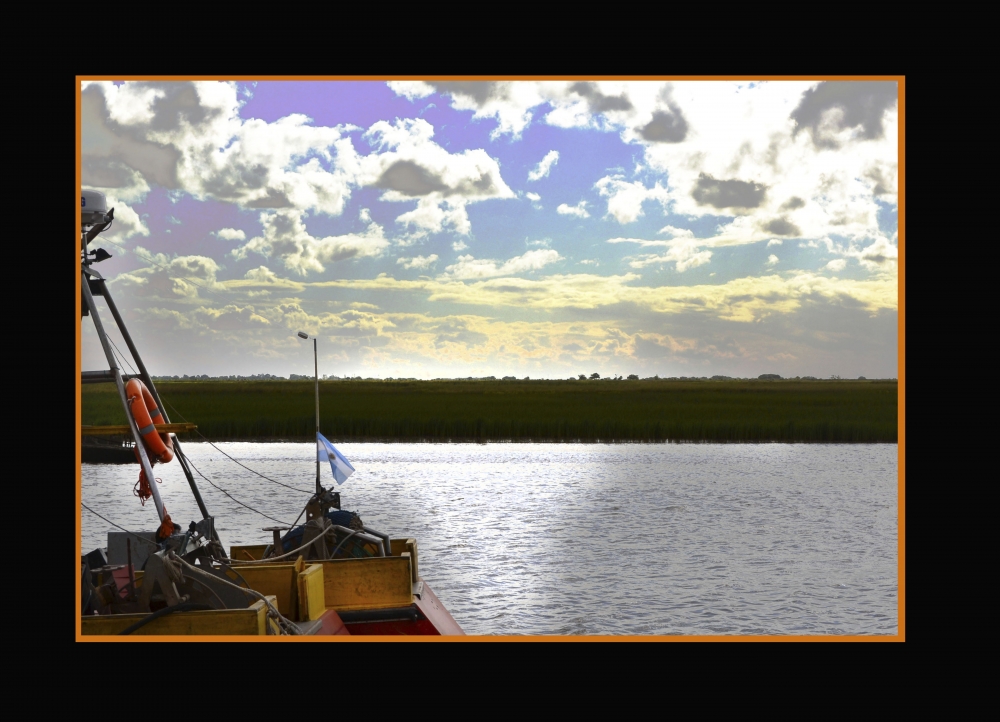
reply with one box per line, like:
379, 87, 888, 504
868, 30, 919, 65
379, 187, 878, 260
596, 176, 671, 224
557, 201, 590, 218
610, 237, 712, 272
397, 254, 439, 270
215, 227, 246, 241
440, 249, 562, 279
233, 209, 389, 276
356, 117, 514, 237
528, 150, 560, 181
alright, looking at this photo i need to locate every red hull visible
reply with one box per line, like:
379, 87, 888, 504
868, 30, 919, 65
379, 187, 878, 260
341, 578, 464, 636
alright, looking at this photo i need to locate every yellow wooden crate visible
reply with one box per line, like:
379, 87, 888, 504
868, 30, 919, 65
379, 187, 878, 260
225, 564, 298, 619
230, 544, 268, 561
81, 596, 275, 636
318, 555, 413, 611
297, 564, 326, 621
389, 538, 419, 583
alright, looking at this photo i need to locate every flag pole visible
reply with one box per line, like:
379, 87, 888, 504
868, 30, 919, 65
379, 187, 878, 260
314, 337, 321, 495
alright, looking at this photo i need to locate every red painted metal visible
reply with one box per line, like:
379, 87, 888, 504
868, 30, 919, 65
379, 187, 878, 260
315, 608, 350, 635
413, 579, 464, 635
110, 566, 134, 599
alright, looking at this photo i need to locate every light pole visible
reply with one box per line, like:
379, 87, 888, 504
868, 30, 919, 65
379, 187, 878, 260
297, 331, 321, 495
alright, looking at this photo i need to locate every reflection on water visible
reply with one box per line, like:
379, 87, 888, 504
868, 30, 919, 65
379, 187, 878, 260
82, 442, 898, 635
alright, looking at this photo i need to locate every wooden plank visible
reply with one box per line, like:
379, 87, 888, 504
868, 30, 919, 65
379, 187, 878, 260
390, 538, 419, 583
224, 565, 297, 619
319, 556, 413, 611
81, 597, 271, 636
81, 423, 198, 436
230, 544, 268, 561
297, 564, 326, 621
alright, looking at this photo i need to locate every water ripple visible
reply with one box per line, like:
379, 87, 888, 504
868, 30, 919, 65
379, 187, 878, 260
82, 442, 897, 635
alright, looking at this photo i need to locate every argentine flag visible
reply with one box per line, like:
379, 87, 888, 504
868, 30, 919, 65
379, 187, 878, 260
317, 433, 355, 485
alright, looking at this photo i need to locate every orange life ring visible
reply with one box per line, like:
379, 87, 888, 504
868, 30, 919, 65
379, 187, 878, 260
125, 378, 174, 463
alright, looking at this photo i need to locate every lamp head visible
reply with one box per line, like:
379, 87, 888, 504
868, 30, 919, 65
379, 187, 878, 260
297, 331, 308, 340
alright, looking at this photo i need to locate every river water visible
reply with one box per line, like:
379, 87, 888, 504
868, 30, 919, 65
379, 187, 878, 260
81, 442, 898, 636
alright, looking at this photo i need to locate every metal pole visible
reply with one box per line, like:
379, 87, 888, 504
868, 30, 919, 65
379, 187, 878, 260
82, 270, 165, 522
100, 280, 212, 521
314, 337, 320, 495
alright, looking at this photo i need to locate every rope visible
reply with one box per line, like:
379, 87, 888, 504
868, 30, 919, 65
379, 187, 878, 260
225, 524, 338, 564
169, 553, 299, 635
80, 504, 160, 549
330, 529, 360, 558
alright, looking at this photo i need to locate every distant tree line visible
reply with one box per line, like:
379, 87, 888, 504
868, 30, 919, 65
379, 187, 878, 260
151, 373, 893, 382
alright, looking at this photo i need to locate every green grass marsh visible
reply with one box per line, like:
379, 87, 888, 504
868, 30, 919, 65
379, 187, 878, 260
81, 378, 898, 443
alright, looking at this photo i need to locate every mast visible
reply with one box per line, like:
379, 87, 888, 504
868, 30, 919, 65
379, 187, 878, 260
81, 189, 220, 548
314, 337, 320, 496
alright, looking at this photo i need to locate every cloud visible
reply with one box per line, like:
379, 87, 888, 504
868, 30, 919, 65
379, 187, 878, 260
318, 269, 897, 320
610, 237, 712, 272
658, 225, 695, 239
388, 80, 541, 138
791, 81, 898, 149
528, 150, 560, 182
766, 254, 779, 266
595, 176, 671, 223
526, 192, 541, 202
388, 80, 680, 140
397, 254, 439, 270
767, 239, 783, 247
566, 82, 633, 113
849, 235, 898, 271
763, 217, 801, 236
635, 81, 897, 255
865, 164, 897, 199
691, 173, 767, 210
115, 247, 225, 300
440, 249, 562, 279
233, 209, 389, 276
82, 81, 359, 217
635, 105, 688, 143
244, 265, 279, 283
357, 118, 514, 236
825, 259, 847, 272
452, 240, 468, 251
214, 227, 246, 241
557, 201, 590, 218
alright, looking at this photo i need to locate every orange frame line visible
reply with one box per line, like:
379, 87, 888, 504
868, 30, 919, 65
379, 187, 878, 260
76, 76, 904, 642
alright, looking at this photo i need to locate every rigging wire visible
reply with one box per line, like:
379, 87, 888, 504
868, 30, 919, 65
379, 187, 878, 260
176, 446, 291, 526
157, 395, 314, 495
81, 504, 161, 549
101, 328, 313, 498
86, 236, 316, 511
107, 336, 140, 378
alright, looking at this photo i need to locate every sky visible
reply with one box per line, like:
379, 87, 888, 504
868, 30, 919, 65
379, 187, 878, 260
80, 79, 899, 380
